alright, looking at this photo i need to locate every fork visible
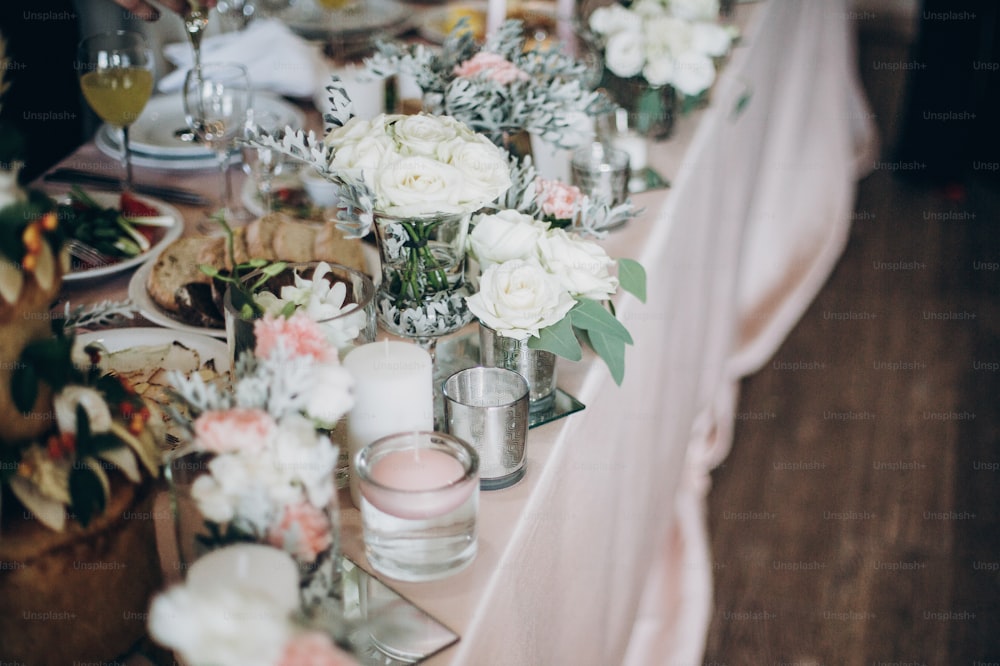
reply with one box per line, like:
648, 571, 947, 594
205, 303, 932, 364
67, 239, 113, 267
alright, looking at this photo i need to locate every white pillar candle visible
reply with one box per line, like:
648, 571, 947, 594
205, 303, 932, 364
321, 63, 387, 120
344, 341, 434, 507
486, 0, 506, 38
613, 133, 648, 170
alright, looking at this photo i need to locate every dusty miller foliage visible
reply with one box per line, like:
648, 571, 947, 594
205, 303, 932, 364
61, 299, 136, 331
500, 151, 641, 238
244, 78, 375, 238
367, 19, 614, 149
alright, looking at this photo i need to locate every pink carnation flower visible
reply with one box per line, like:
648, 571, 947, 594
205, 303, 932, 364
536, 178, 583, 221
454, 52, 529, 85
254, 312, 337, 363
193, 408, 275, 454
268, 501, 333, 564
278, 631, 357, 666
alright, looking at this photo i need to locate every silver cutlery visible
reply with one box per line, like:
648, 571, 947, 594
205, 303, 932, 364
44, 168, 210, 206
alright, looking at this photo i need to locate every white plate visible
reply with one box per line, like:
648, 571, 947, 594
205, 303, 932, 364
418, 1, 556, 43
62, 192, 184, 284
128, 260, 227, 339
96, 126, 220, 171
281, 0, 412, 40
97, 93, 306, 168
75, 327, 229, 372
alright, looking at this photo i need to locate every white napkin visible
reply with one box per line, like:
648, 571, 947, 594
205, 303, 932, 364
158, 19, 323, 98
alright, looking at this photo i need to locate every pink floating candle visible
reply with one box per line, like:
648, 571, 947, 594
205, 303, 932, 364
361, 446, 475, 521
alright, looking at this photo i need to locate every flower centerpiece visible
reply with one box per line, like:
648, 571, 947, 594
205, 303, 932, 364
497, 152, 641, 237
248, 98, 511, 346
466, 210, 646, 388
585, 0, 737, 136
366, 19, 613, 155
149, 552, 357, 666
167, 312, 354, 602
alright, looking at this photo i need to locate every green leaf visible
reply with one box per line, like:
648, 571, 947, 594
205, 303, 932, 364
527, 316, 582, 361
570, 299, 633, 345
69, 465, 106, 527
11, 363, 38, 414
280, 301, 297, 318
198, 264, 222, 278
617, 259, 647, 303
588, 327, 627, 385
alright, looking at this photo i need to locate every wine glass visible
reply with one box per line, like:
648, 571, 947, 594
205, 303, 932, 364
77, 31, 155, 191
183, 3, 211, 71
241, 109, 286, 217
183, 63, 252, 232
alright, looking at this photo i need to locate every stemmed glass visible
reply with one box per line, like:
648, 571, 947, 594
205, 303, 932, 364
77, 31, 155, 191
241, 110, 286, 216
183, 3, 211, 71
183, 63, 252, 232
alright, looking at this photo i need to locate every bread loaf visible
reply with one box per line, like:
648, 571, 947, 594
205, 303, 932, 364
147, 216, 368, 321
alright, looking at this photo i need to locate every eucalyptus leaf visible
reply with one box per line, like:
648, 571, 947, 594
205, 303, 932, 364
527, 317, 582, 361
617, 258, 647, 303
570, 299, 633, 345
588, 328, 626, 386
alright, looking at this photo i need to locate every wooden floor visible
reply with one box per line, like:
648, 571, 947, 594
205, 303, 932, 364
701, 24, 1000, 666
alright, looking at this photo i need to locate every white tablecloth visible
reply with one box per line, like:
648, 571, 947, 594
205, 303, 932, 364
51, 0, 875, 662
365, 2, 876, 664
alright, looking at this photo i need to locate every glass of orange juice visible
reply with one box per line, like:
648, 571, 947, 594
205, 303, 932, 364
77, 31, 155, 191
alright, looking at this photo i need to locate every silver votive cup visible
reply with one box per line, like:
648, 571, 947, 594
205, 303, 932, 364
570, 142, 630, 207
478, 323, 557, 414
443, 366, 530, 491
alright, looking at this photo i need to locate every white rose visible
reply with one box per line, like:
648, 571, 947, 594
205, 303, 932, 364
588, 4, 642, 36
691, 22, 732, 57
148, 585, 290, 666
435, 136, 511, 205
303, 362, 355, 426
468, 210, 546, 269
391, 114, 461, 157
645, 15, 693, 56
271, 416, 339, 509
374, 155, 467, 216
669, 0, 720, 22
643, 55, 676, 87
330, 133, 395, 172
190, 473, 236, 524
322, 114, 380, 149
466, 259, 576, 340
605, 31, 646, 79
630, 0, 667, 19
672, 51, 716, 96
54, 386, 113, 435
538, 229, 619, 300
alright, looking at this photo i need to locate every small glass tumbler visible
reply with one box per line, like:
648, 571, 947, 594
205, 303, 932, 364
224, 261, 377, 370
570, 142, 630, 207
356, 432, 479, 582
443, 367, 529, 491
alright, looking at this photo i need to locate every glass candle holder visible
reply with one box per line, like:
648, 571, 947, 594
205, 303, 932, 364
570, 142, 630, 207
355, 431, 479, 582
224, 261, 377, 369
443, 366, 529, 490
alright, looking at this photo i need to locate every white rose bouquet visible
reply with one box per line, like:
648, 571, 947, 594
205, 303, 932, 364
466, 211, 646, 384
586, 0, 737, 121
322, 113, 511, 219
168, 312, 354, 594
